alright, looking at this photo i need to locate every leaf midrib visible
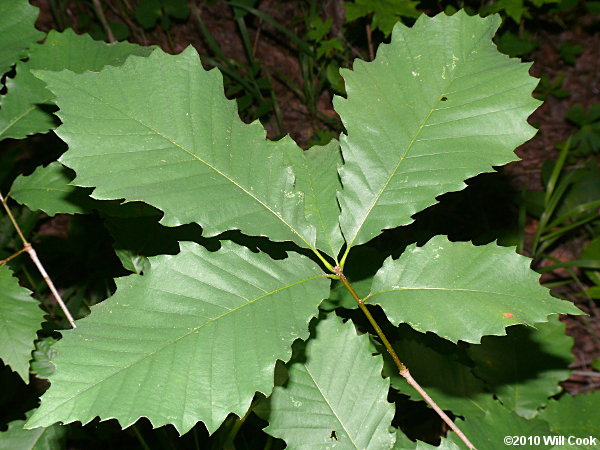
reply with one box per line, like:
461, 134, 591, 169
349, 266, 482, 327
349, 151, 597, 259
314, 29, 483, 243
303, 153, 339, 257
345, 22, 494, 249
345, 83, 447, 250
0, 94, 53, 137
303, 364, 360, 449
368, 287, 531, 299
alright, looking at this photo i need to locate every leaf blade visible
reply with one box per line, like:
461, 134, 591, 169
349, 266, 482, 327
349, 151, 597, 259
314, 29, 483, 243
0, 265, 45, 383
285, 140, 344, 258
368, 236, 582, 343
9, 162, 97, 216
538, 392, 600, 448
335, 11, 540, 250
26, 242, 329, 434
0, 409, 67, 450
265, 315, 395, 449
447, 397, 554, 449
0, 29, 154, 141
469, 316, 574, 418
35, 47, 317, 248
0, 0, 44, 75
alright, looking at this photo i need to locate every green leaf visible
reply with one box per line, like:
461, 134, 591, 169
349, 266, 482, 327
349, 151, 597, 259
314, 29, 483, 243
567, 104, 600, 156
368, 236, 581, 343
0, 265, 45, 383
102, 210, 203, 274
344, 0, 421, 36
26, 242, 329, 434
447, 397, 554, 449
488, 0, 527, 23
306, 16, 333, 42
495, 31, 539, 58
0, 0, 44, 75
326, 62, 345, 94
285, 140, 344, 258
264, 315, 395, 449
0, 64, 56, 140
0, 29, 154, 141
134, 0, 189, 30
0, 409, 67, 450
30, 337, 58, 379
468, 316, 573, 418
164, 0, 189, 20
538, 392, 600, 449
558, 41, 583, 66
134, 0, 162, 29
586, 1, 600, 13
581, 236, 600, 285
35, 47, 318, 250
9, 162, 97, 216
335, 11, 540, 251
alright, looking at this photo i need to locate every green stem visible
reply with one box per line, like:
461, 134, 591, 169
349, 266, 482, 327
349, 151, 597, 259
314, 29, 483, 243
0, 247, 27, 267
311, 248, 334, 272
223, 399, 258, 447
335, 268, 406, 370
193, 427, 200, 450
339, 246, 351, 268
333, 266, 476, 450
1, 193, 27, 245
131, 424, 151, 450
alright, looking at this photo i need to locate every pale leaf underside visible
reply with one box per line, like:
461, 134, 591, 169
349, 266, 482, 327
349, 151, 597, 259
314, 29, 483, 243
35, 47, 317, 249
0, 266, 45, 383
368, 236, 582, 343
284, 140, 345, 259
9, 161, 97, 216
26, 242, 329, 434
0, 0, 44, 76
335, 11, 540, 250
265, 315, 395, 449
0, 29, 154, 141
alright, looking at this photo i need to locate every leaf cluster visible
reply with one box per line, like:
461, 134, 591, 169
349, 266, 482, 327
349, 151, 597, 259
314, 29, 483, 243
0, 2, 596, 449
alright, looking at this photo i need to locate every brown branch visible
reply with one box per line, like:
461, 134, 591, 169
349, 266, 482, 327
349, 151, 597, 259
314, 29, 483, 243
366, 23, 374, 61
1, 193, 77, 329
92, 0, 116, 43
333, 266, 476, 450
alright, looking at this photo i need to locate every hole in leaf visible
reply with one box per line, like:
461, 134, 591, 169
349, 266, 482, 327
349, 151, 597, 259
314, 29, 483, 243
440, 96, 448, 101
330, 430, 338, 440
